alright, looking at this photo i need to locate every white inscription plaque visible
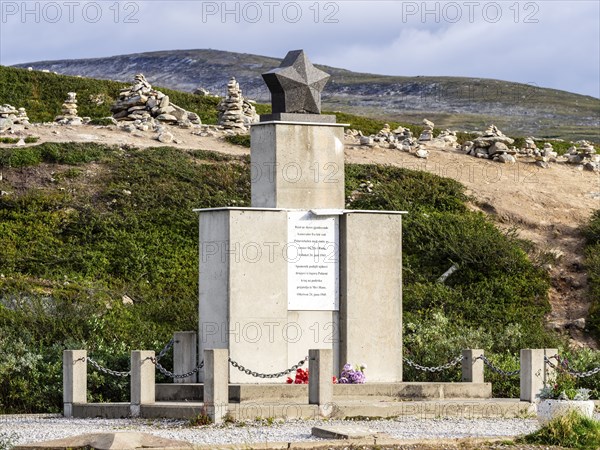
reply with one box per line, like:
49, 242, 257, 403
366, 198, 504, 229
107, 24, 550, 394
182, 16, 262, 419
287, 211, 339, 311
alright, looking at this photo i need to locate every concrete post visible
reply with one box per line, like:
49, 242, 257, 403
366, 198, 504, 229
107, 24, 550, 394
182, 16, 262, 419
63, 350, 87, 418
130, 350, 155, 417
309, 349, 333, 415
173, 331, 197, 383
461, 349, 484, 383
520, 348, 558, 402
204, 348, 229, 424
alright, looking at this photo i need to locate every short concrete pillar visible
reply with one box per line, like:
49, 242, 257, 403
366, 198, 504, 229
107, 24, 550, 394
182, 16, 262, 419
173, 331, 197, 383
130, 350, 155, 417
520, 348, 558, 402
63, 350, 87, 418
461, 349, 484, 383
204, 348, 229, 424
309, 349, 333, 413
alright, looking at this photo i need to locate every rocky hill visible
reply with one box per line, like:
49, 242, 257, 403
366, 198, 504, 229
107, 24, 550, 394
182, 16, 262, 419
15, 49, 600, 142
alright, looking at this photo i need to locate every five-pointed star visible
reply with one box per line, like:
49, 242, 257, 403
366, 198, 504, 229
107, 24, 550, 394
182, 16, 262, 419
262, 50, 330, 114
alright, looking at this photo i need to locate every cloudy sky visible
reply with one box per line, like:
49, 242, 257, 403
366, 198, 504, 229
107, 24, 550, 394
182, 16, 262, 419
1, 0, 599, 97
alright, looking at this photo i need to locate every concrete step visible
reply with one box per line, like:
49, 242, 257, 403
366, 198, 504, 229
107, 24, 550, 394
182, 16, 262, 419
72, 398, 532, 420
155, 382, 492, 402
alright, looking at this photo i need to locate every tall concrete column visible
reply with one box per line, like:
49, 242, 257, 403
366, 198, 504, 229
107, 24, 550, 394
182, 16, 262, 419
63, 350, 87, 418
174, 331, 197, 383
204, 348, 229, 424
309, 349, 333, 411
461, 349, 484, 383
520, 348, 558, 402
130, 350, 155, 417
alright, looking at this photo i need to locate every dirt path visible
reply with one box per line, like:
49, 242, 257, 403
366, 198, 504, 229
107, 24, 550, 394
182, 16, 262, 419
4, 123, 600, 347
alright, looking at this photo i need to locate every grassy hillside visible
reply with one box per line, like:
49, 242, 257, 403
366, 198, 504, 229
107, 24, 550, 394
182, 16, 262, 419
0, 141, 568, 412
0, 66, 221, 124
16, 48, 600, 141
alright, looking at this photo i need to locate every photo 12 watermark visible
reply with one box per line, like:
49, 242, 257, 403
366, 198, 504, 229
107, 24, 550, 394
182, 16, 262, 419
1, 1, 140, 24
400, 1, 540, 24
200, 1, 340, 24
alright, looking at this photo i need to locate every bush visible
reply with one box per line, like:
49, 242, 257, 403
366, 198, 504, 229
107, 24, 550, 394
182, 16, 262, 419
518, 410, 600, 449
0, 142, 562, 411
224, 134, 251, 148
584, 210, 600, 337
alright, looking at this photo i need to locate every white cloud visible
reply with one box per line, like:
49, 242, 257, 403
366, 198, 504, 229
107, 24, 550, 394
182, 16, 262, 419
0, 1, 598, 97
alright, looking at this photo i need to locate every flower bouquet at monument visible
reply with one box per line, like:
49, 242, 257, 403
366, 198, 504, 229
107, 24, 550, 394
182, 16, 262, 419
286, 368, 339, 384
338, 363, 366, 384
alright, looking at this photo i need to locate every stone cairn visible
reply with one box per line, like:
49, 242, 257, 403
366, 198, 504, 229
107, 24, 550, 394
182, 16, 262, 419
111, 74, 201, 131
55, 92, 83, 125
463, 125, 516, 163
566, 141, 599, 171
352, 123, 416, 151
418, 119, 434, 142
350, 118, 460, 159
217, 77, 259, 131
0, 104, 30, 132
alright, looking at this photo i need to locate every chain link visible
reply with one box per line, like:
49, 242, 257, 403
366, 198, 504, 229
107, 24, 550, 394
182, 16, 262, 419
403, 355, 464, 373
85, 338, 174, 379
151, 358, 205, 379
228, 356, 308, 379
476, 355, 520, 377
86, 357, 130, 377
155, 338, 174, 362
545, 355, 600, 378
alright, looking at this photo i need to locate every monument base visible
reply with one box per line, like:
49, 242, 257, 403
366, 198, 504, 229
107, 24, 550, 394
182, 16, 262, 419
196, 207, 404, 384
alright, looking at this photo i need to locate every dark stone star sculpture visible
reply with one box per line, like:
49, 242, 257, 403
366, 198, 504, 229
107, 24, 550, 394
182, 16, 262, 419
262, 50, 330, 115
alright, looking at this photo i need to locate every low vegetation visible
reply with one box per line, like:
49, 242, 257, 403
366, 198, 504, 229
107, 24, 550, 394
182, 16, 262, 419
0, 141, 586, 412
584, 210, 600, 337
517, 411, 600, 449
0, 70, 599, 413
0, 66, 220, 124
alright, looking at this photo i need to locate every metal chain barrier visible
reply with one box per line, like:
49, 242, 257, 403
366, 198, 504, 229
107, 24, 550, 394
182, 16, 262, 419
545, 355, 600, 378
86, 356, 130, 377
476, 355, 520, 377
85, 339, 174, 379
155, 338, 174, 362
228, 356, 308, 379
403, 355, 464, 373
151, 358, 205, 379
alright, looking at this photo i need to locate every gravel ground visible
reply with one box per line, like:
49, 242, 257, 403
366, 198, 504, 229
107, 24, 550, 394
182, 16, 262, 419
0, 415, 542, 447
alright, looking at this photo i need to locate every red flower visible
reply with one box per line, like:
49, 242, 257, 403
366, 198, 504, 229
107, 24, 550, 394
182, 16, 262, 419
332, 376, 338, 384
286, 377, 293, 384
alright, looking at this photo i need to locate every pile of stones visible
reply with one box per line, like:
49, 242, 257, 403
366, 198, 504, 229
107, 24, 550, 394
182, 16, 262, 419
354, 124, 417, 152
418, 119, 434, 142
111, 74, 201, 130
55, 92, 83, 125
0, 104, 30, 132
565, 141, 599, 171
463, 125, 516, 163
217, 77, 258, 131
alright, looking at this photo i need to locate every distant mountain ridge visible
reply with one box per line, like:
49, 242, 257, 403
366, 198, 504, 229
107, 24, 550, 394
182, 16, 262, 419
14, 49, 600, 141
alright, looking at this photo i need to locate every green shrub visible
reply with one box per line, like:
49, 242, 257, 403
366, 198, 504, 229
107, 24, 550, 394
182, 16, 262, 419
518, 410, 600, 449
88, 117, 115, 126
224, 134, 251, 148
0, 142, 563, 411
584, 211, 600, 337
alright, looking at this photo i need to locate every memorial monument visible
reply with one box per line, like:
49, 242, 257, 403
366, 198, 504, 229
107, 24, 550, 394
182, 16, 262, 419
196, 50, 405, 383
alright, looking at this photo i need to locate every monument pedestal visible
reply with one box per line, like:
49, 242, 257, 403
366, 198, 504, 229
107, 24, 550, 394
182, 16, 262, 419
250, 121, 345, 209
196, 207, 403, 383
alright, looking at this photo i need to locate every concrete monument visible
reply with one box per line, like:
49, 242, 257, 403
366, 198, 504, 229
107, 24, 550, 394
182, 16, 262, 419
196, 50, 404, 383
